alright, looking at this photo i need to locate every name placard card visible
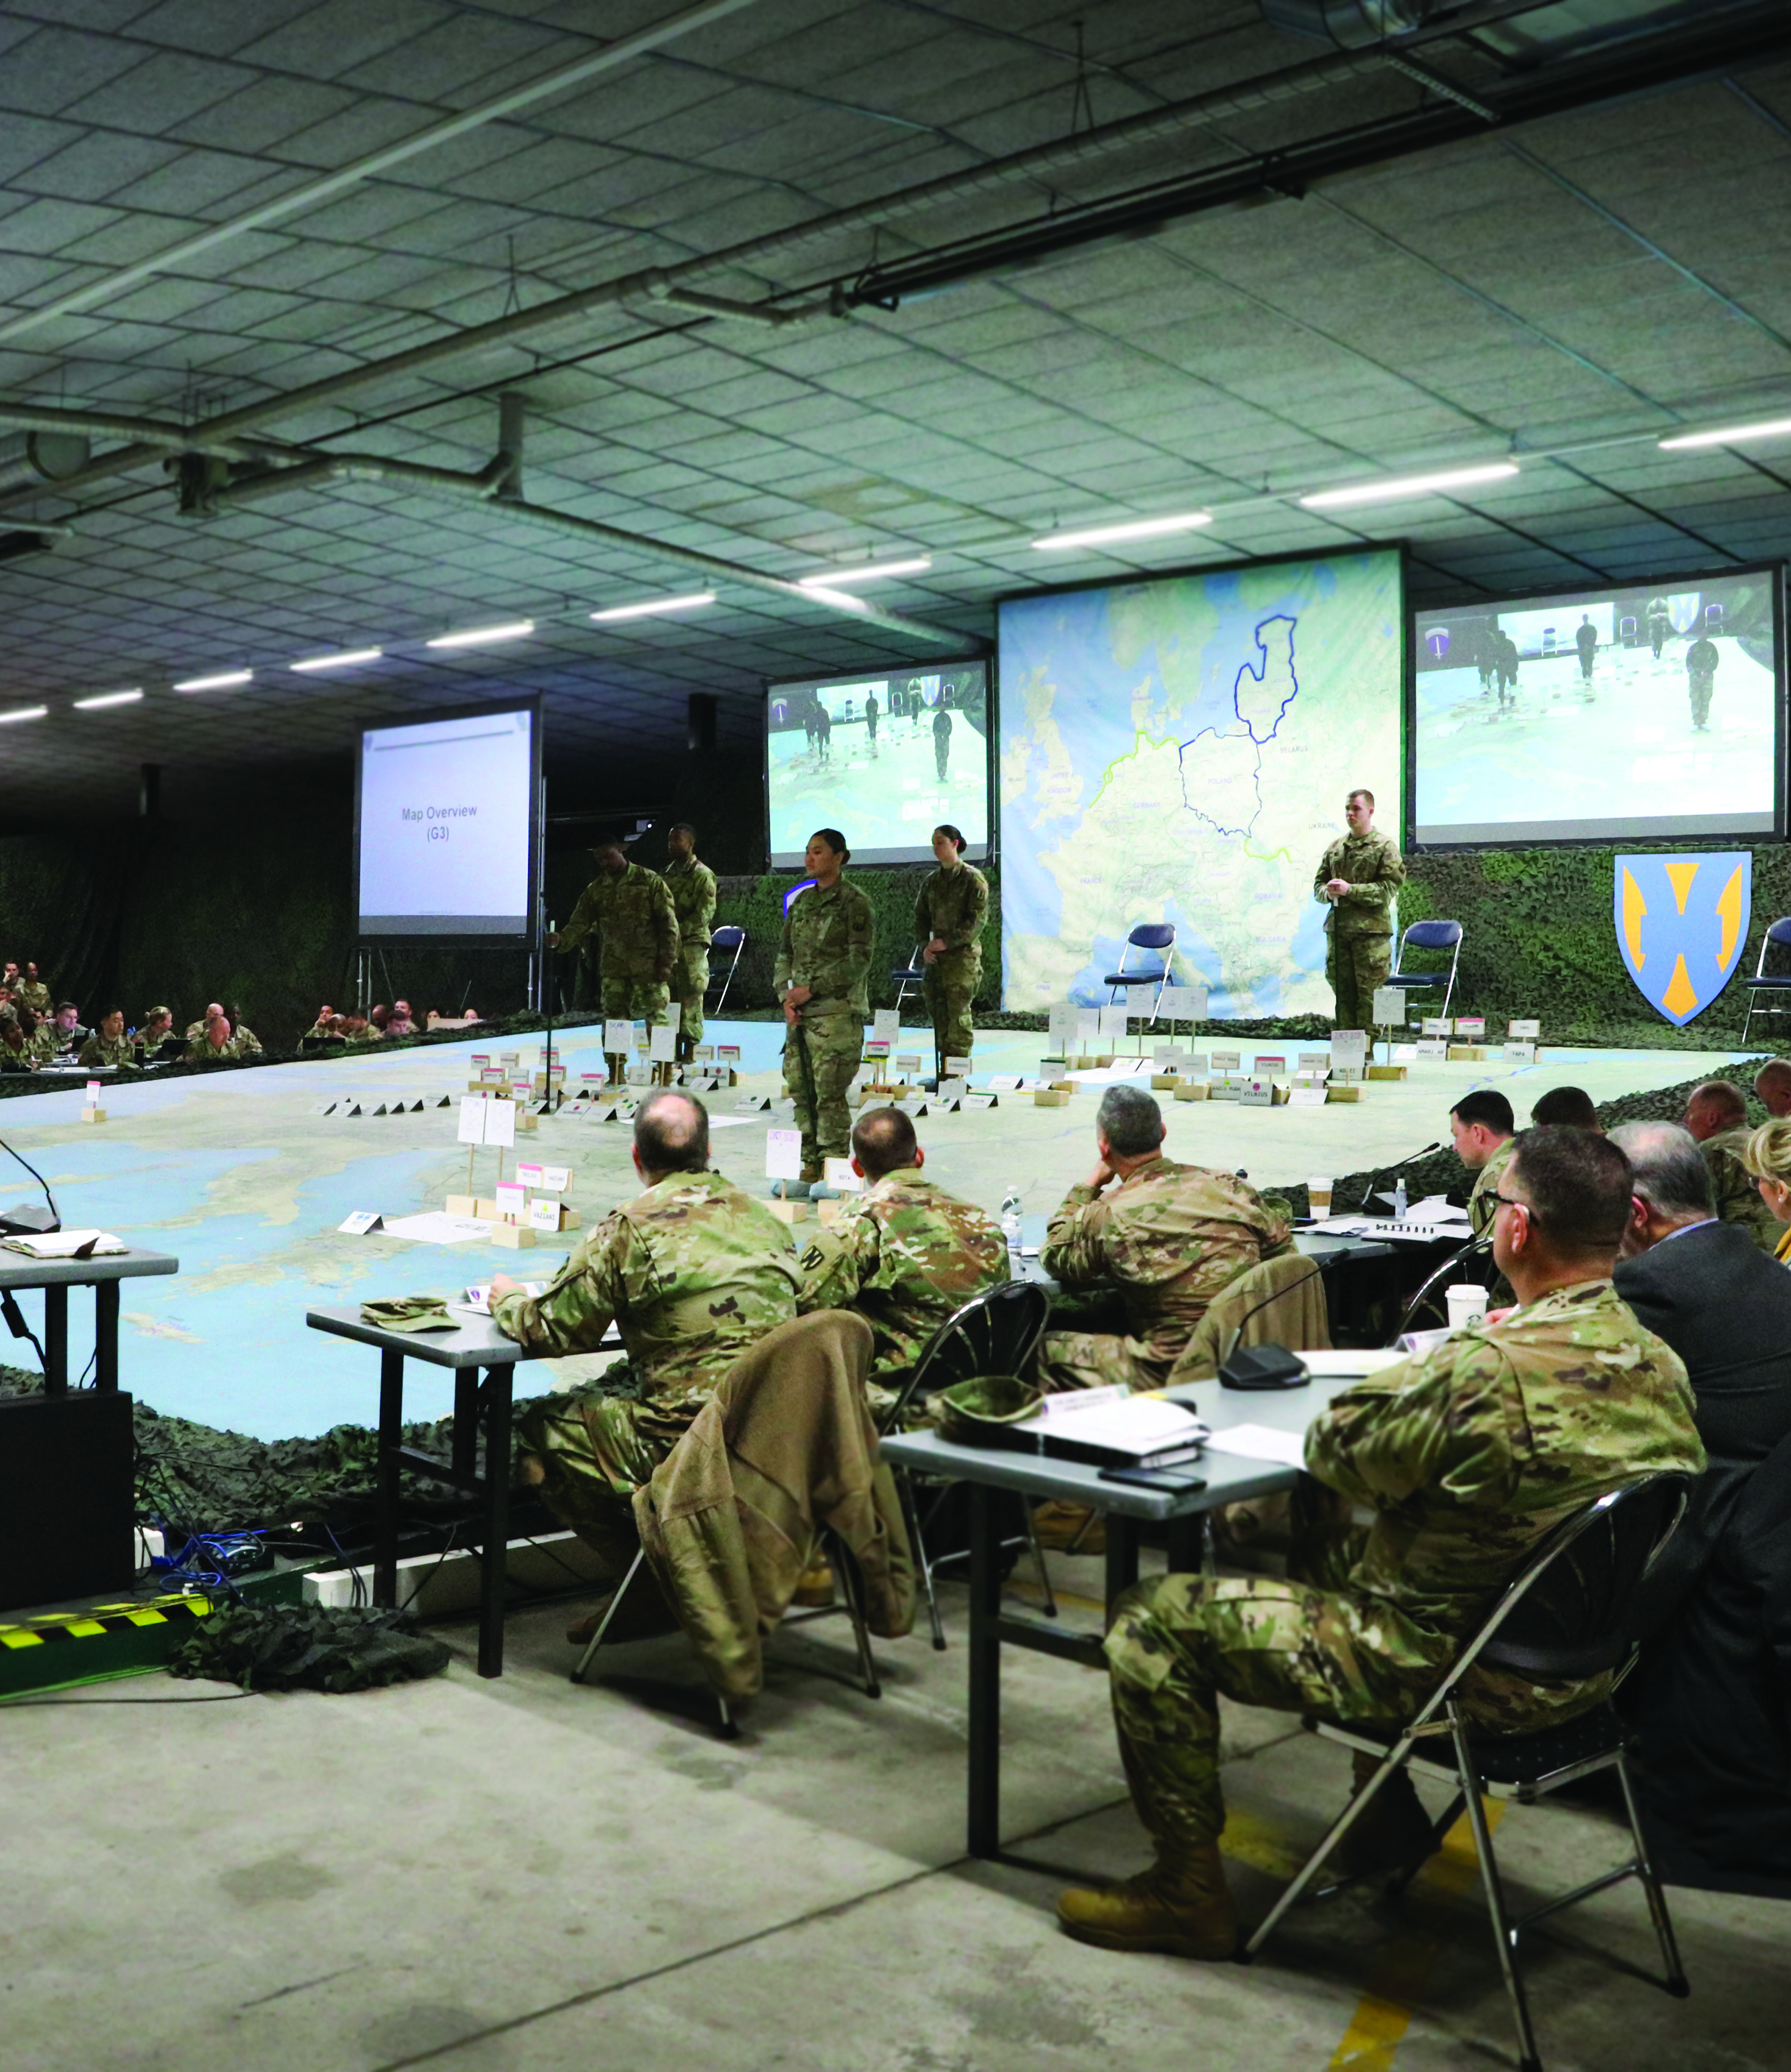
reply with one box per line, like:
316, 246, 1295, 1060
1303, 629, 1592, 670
603, 1019, 633, 1053
1098, 1005, 1129, 1039
1210, 1049, 1242, 1072
1416, 1038, 1449, 1059
1289, 1087, 1329, 1108
765, 1128, 803, 1180
528, 1197, 561, 1232
664, 1002, 682, 1033
458, 1096, 487, 1145
822, 1157, 863, 1192
894, 1052, 924, 1075
1371, 987, 1407, 1024
1075, 1009, 1099, 1039
484, 1098, 516, 1148
716, 1045, 742, 1065
338, 1210, 382, 1235
988, 1074, 1024, 1090
470, 1054, 490, 1067
872, 1008, 899, 1042
1047, 1003, 1074, 1049
945, 1054, 973, 1074
495, 1180, 526, 1216
1420, 1016, 1451, 1037
649, 1025, 677, 1062
960, 1092, 998, 1111
1255, 1054, 1286, 1076
693, 1043, 716, 1063
1329, 1029, 1368, 1064
1454, 1016, 1486, 1037
864, 1038, 891, 1059
624, 1063, 652, 1085
514, 1161, 545, 1189
499, 1051, 519, 1067
895, 1095, 928, 1116
1508, 1018, 1541, 1038
1184, 1054, 1210, 1077
1158, 983, 1207, 1022
1505, 1040, 1537, 1063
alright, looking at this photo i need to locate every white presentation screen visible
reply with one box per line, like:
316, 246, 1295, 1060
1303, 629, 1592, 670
1412, 566, 1784, 843
356, 703, 540, 936
765, 660, 989, 867
999, 548, 1404, 1016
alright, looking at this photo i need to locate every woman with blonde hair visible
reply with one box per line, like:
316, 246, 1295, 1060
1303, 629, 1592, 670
1741, 1117, 1791, 1261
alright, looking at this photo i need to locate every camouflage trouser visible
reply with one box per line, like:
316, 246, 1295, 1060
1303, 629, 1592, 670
518, 1393, 679, 1575
1326, 930, 1391, 1034
1106, 1501, 1415, 1848
786, 1005, 861, 1170
1035, 1328, 1176, 1394
923, 949, 979, 1070
1689, 671, 1715, 728
673, 944, 709, 1054
600, 972, 669, 1074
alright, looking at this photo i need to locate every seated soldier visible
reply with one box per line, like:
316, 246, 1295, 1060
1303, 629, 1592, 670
491, 1089, 802, 1643
1682, 1079, 1776, 1252
385, 999, 417, 1037
185, 1002, 224, 1040
0, 1008, 34, 1071
301, 1004, 337, 1043
183, 1010, 253, 1063
796, 1106, 1007, 1407
139, 1005, 175, 1055
1057, 1126, 1704, 1960
227, 1005, 263, 1053
1530, 1084, 1600, 1131
1038, 1084, 1291, 1392
1451, 1087, 1516, 1233
78, 1007, 134, 1069
16, 963, 52, 1018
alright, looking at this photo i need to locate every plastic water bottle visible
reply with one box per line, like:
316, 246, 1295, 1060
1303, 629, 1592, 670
1001, 1193, 1023, 1252
1393, 1176, 1409, 1222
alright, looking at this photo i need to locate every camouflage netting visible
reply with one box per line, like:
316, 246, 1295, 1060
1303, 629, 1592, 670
167, 1602, 450, 1693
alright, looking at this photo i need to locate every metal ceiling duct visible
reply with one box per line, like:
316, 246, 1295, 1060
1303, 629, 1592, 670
1260, 1, 1465, 43
0, 429, 90, 495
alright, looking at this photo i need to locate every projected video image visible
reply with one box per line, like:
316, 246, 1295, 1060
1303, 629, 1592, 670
766, 662, 988, 867
1413, 567, 1782, 843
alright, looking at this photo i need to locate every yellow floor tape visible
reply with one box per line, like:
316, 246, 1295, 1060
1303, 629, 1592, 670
0, 1594, 213, 1650
1325, 1800, 1508, 2072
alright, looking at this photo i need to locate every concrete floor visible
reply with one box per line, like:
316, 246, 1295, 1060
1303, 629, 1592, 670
6, 1552, 1787, 2072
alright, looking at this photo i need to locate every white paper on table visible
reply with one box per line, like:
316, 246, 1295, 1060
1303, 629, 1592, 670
1310, 1215, 1373, 1235
872, 1008, 899, 1041
337, 1210, 382, 1235
1, 1228, 126, 1259
765, 1127, 803, 1180
1022, 1394, 1209, 1456
1410, 1194, 1470, 1224
456, 1096, 487, 1146
1204, 1424, 1307, 1470
1299, 1349, 1410, 1378
379, 1211, 498, 1246
484, 1098, 516, 1149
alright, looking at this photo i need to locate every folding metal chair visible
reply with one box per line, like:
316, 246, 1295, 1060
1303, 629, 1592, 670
1382, 919, 1464, 1024
706, 925, 746, 1017
1104, 923, 1176, 1022
891, 944, 930, 1016
880, 1280, 1054, 1649
1740, 916, 1791, 1047
1244, 1473, 1693, 2072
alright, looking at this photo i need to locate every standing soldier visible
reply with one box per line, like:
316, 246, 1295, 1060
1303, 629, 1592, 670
1685, 630, 1720, 731
1647, 595, 1671, 660
662, 822, 717, 1063
815, 703, 833, 762
932, 702, 952, 782
914, 822, 987, 1079
1313, 786, 1406, 1035
552, 837, 679, 1079
1574, 612, 1598, 698
864, 688, 879, 760
775, 828, 874, 1186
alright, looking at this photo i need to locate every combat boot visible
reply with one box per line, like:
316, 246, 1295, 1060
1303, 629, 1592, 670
1057, 1844, 1238, 1959
1336, 1755, 1437, 1878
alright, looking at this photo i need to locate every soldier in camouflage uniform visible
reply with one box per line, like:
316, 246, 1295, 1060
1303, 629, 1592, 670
493, 1090, 801, 1592
1313, 787, 1406, 1033
78, 1009, 136, 1069
914, 823, 988, 1076
775, 828, 874, 1183
183, 1014, 258, 1063
662, 823, 718, 1060
1683, 1081, 1779, 1252
15, 964, 51, 1018
1039, 1084, 1292, 1393
1059, 1125, 1705, 1960
797, 1106, 1007, 1398
1450, 1089, 1517, 1236
553, 838, 679, 1076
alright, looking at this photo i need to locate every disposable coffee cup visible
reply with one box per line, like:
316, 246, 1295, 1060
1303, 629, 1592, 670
1445, 1284, 1489, 1331
1307, 1177, 1333, 1217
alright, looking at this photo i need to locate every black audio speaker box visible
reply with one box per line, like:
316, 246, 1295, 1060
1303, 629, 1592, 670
0, 1392, 135, 1613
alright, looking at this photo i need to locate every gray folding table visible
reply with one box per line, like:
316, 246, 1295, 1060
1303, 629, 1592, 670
0, 1246, 178, 1392
881, 1360, 1381, 1856
305, 1304, 527, 1679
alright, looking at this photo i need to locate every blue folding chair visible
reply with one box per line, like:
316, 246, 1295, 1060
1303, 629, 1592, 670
1104, 922, 1176, 1022
1382, 919, 1464, 1023
706, 926, 746, 1016
1741, 917, 1791, 1047
891, 945, 929, 1016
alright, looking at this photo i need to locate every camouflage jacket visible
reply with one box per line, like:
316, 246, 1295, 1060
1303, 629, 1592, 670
914, 862, 988, 961
491, 1169, 801, 1440
78, 1034, 135, 1068
1467, 1134, 1519, 1236
1043, 1155, 1293, 1360
15, 980, 51, 1016
662, 856, 718, 950
183, 1032, 257, 1063
1313, 829, 1406, 936
1702, 1131, 1779, 1252
557, 863, 679, 979
797, 1169, 1008, 1381
27, 1022, 71, 1062
774, 877, 874, 1017
1307, 1279, 1704, 1723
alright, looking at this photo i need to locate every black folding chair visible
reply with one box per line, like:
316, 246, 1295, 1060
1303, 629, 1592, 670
881, 1280, 1054, 1649
1103, 922, 1176, 1021
1382, 917, 1464, 1023
1740, 916, 1791, 1046
1244, 1473, 1693, 2072
891, 944, 929, 1016
706, 925, 746, 1017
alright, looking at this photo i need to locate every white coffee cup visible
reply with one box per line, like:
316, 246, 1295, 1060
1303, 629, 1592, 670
1307, 1176, 1333, 1216
1445, 1283, 1490, 1331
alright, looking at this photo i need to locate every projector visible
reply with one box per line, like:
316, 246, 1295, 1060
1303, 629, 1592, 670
0, 1202, 58, 1236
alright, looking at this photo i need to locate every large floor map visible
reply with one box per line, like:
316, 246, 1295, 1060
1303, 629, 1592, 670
998, 550, 1404, 1015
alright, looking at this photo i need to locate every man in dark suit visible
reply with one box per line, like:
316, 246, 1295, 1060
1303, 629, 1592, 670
1610, 1119, 1791, 1620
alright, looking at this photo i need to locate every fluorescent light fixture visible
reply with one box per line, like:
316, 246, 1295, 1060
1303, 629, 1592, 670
0, 704, 48, 724
1299, 462, 1519, 510
798, 557, 931, 588
425, 619, 535, 649
173, 669, 252, 692
1659, 415, 1791, 451
1031, 511, 1212, 552
800, 585, 870, 613
291, 648, 382, 673
73, 688, 143, 710
589, 592, 715, 622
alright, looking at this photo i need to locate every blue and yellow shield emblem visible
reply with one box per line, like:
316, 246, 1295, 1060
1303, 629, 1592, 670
1615, 853, 1751, 1026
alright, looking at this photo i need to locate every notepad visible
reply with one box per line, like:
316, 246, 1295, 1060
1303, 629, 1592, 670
1203, 1424, 1307, 1470
1, 1228, 126, 1258
1018, 1392, 1210, 1467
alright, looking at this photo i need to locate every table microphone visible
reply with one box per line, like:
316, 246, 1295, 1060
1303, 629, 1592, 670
1217, 1263, 1329, 1390
1351, 1139, 1443, 1217
0, 1131, 60, 1236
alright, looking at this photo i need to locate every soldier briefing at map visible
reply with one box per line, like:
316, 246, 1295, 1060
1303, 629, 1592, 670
552, 837, 679, 1073
661, 822, 717, 1060
775, 827, 875, 1183
1313, 785, 1406, 1034
914, 822, 988, 1074
1038, 1084, 1293, 1393
1057, 1126, 1705, 1962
